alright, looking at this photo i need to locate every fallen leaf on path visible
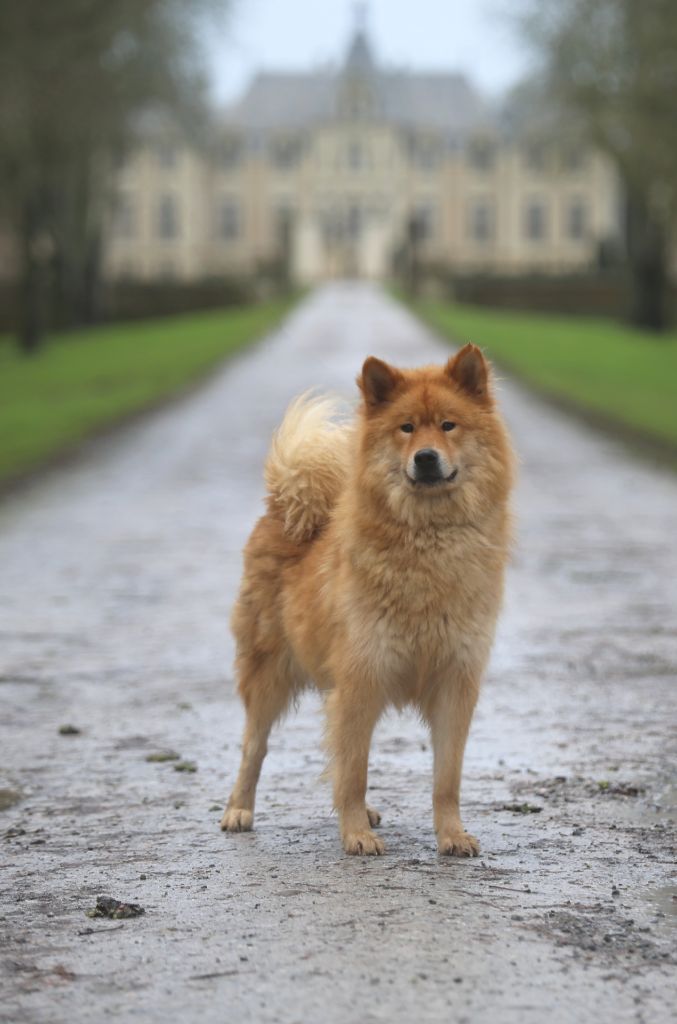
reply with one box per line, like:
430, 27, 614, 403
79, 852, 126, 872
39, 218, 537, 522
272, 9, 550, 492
502, 802, 543, 814
86, 896, 145, 920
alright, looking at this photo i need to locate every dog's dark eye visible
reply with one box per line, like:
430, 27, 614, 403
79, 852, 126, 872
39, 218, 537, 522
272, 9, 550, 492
400, 423, 414, 433
441, 421, 456, 432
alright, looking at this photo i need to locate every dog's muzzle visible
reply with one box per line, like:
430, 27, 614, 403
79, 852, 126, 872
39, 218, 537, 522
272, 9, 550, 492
410, 448, 458, 486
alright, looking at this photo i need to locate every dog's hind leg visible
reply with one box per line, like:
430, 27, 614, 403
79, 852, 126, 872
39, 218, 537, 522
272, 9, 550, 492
221, 654, 297, 833
366, 805, 382, 827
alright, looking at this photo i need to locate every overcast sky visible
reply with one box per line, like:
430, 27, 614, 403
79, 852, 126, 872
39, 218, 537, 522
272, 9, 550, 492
206, 0, 535, 106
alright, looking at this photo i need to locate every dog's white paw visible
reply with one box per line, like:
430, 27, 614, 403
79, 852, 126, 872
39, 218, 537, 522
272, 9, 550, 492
220, 807, 253, 832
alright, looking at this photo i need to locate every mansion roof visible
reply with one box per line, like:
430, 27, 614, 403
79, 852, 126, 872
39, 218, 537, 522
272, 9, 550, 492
222, 27, 494, 139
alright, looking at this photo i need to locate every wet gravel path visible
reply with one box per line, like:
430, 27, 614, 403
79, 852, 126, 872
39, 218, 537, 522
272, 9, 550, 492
1, 283, 675, 1023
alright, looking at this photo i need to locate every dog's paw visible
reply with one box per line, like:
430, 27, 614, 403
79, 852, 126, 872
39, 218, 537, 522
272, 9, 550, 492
220, 807, 253, 832
438, 831, 480, 857
343, 829, 385, 856
366, 805, 382, 828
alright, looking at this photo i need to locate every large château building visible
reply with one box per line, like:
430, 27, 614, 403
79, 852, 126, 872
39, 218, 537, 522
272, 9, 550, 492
104, 21, 621, 285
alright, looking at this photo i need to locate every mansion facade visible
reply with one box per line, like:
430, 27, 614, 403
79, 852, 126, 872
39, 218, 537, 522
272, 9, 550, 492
104, 24, 621, 285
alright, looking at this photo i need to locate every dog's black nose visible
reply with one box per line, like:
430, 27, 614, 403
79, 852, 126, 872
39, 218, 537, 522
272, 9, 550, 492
414, 448, 439, 468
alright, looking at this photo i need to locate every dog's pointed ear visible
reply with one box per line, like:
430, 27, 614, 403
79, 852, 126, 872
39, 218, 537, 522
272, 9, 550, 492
358, 356, 403, 408
445, 344, 491, 404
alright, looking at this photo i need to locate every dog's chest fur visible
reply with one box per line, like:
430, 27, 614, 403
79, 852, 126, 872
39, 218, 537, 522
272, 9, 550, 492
340, 524, 505, 698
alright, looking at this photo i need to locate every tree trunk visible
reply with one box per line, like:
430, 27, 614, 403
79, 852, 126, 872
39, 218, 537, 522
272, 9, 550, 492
17, 202, 50, 356
19, 255, 44, 355
81, 231, 103, 324
625, 191, 670, 332
406, 213, 422, 299
51, 153, 106, 329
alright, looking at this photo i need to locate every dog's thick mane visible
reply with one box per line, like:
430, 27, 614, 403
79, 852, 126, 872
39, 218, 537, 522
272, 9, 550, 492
265, 393, 352, 543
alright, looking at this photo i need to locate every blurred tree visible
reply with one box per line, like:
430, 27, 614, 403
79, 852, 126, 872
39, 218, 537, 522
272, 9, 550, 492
0, 0, 230, 353
523, 0, 677, 330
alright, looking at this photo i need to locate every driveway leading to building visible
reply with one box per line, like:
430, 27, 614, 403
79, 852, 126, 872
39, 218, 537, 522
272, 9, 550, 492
1, 283, 675, 1023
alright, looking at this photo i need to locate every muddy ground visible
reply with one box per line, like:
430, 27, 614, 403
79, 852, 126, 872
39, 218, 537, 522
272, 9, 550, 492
0, 283, 675, 1023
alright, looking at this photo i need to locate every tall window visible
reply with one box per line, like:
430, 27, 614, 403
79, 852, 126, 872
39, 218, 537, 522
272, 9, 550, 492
566, 199, 587, 240
347, 204, 362, 240
468, 139, 496, 173
321, 207, 341, 245
347, 141, 367, 170
113, 149, 127, 173
157, 195, 179, 240
562, 145, 586, 174
271, 137, 301, 170
217, 199, 241, 240
116, 261, 136, 280
524, 142, 547, 173
415, 138, 442, 172
114, 193, 135, 239
272, 203, 294, 233
468, 199, 495, 242
220, 136, 242, 171
414, 203, 437, 241
157, 143, 177, 170
524, 200, 547, 241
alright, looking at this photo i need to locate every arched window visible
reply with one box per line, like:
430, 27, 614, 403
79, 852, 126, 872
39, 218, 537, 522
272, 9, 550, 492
114, 193, 135, 239
157, 195, 179, 240
524, 199, 547, 241
156, 144, 177, 170
468, 199, 495, 242
566, 199, 587, 240
467, 139, 496, 173
217, 198, 241, 240
413, 203, 437, 241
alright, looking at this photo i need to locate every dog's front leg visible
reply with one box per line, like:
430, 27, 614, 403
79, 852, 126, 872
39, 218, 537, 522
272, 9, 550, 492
427, 676, 480, 857
326, 684, 384, 856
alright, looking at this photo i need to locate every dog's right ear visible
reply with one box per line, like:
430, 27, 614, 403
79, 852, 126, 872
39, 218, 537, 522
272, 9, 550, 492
358, 357, 403, 408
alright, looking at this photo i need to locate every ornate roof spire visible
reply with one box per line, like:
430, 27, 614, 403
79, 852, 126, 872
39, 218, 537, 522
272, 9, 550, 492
337, 2, 380, 119
345, 2, 374, 74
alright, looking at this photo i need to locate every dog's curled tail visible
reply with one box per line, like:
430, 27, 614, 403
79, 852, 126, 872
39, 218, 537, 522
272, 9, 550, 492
265, 393, 352, 544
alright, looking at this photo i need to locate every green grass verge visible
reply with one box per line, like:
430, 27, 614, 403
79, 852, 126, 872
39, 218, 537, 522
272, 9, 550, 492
412, 300, 677, 451
0, 299, 293, 486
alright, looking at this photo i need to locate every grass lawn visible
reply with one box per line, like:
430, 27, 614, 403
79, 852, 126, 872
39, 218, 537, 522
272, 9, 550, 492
412, 300, 677, 452
0, 299, 293, 486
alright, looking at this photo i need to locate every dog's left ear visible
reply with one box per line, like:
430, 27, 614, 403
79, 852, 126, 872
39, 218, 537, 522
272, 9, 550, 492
445, 344, 491, 405
358, 356, 404, 408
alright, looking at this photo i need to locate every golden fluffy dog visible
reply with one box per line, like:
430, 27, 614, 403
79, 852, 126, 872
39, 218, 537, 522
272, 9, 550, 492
221, 345, 514, 856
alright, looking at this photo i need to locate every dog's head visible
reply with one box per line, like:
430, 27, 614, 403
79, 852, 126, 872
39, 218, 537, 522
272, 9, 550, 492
356, 346, 514, 525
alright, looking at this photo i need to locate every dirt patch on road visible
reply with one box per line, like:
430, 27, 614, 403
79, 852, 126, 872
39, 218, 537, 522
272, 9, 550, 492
536, 902, 676, 969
